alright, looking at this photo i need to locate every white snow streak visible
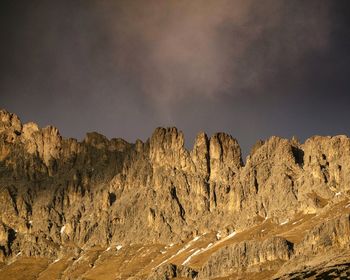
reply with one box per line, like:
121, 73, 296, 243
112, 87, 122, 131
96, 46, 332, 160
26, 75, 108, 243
154, 243, 192, 269
292, 218, 304, 225
154, 232, 236, 269
60, 225, 66, 234
182, 249, 201, 265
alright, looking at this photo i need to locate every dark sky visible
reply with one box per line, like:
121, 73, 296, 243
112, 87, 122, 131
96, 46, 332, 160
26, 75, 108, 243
1, 0, 350, 157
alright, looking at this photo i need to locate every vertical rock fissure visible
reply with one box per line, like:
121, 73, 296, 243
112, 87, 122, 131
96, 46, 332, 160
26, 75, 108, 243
170, 186, 186, 220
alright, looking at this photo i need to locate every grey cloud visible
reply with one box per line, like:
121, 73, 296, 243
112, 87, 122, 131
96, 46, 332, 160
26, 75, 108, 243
0, 0, 349, 157
95, 0, 332, 110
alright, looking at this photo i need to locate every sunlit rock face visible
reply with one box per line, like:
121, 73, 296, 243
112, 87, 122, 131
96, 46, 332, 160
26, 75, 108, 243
1, 108, 350, 279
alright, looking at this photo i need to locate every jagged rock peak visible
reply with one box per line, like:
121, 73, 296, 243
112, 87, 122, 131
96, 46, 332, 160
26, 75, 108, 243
84, 132, 110, 149
209, 132, 242, 166
150, 127, 185, 150
0, 109, 22, 139
149, 127, 191, 170
0, 109, 22, 129
245, 136, 306, 169
191, 132, 210, 176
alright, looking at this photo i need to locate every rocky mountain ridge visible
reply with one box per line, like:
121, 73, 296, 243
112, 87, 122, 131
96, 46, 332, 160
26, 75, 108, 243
0, 109, 350, 279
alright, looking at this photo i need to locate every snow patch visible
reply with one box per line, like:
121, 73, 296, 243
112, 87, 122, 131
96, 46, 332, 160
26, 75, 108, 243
280, 220, 289, 225
155, 243, 191, 269
335, 192, 342, 196
293, 218, 304, 224
181, 242, 215, 266
224, 231, 237, 240
197, 242, 213, 254
60, 225, 66, 234
182, 249, 201, 265
106, 247, 111, 251
116, 245, 123, 251
154, 232, 233, 270
165, 243, 174, 249
216, 231, 222, 240
137, 247, 143, 252
192, 236, 200, 242
53, 258, 60, 263
175, 243, 191, 256
211, 231, 237, 248
155, 258, 171, 269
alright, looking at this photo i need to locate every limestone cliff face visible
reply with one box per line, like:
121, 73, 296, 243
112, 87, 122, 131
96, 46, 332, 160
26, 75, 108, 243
0, 109, 350, 279
199, 237, 294, 279
295, 213, 350, 256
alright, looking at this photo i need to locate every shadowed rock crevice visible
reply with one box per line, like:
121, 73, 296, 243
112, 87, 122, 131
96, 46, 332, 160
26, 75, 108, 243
108, 192, 116, 206
291, 146, 304, 166
6, 229, 16, 255
170, 186, 186, 220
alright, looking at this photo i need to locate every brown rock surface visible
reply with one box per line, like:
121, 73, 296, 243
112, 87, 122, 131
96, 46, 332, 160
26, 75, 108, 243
1, 108, 350, 279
